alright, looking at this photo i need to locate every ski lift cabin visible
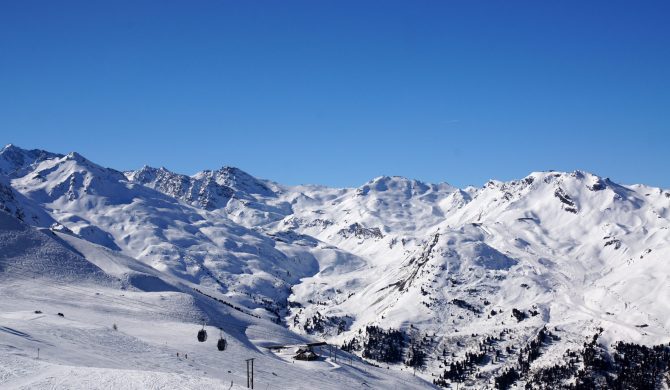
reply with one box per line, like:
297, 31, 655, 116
197, 321, 208, 342
217, 329, 227, 351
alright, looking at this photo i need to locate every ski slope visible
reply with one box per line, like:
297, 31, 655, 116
0, 213, 432, 389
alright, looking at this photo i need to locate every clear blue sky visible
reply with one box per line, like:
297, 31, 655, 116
1, 1, 668, 188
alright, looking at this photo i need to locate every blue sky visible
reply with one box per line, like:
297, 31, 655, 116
1, 1, 668, 188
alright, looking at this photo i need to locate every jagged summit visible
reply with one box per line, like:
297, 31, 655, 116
0, 143, 62, 176
196, 166, 276, 197
125, 164, 175, 182
127, 164, 235, 210
65, 151, 87, 162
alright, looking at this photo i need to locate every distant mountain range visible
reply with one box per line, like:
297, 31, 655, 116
2, 143, 669, 388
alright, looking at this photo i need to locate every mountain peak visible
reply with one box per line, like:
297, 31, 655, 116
0, 144, 62, 176
66, 151, 88, 163
214, 166, 258, 182
359, 175, 454, 196
1, 143, 17, 152
138, 165, 171, 173
128, 164, 182, 182
216, 165, 244, 174
205, 166, 275, 197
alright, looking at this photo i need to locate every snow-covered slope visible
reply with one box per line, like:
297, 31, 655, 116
2, 144, 669, 389
1, 208, 429, 389
7, 151, 320, 320
0, 210, 109, 284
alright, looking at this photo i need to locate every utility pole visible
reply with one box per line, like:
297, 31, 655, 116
246, 358, 255, 389
37, 348, 40, 359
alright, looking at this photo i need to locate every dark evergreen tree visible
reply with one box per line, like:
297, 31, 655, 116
361, 326, 405, 363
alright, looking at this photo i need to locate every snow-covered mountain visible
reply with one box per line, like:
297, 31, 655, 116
1, 143, 669, 389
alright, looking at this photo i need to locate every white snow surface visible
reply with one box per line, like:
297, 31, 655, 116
1, 144, 669, 388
